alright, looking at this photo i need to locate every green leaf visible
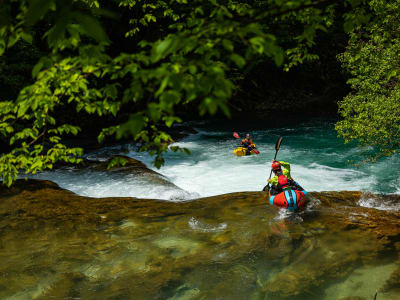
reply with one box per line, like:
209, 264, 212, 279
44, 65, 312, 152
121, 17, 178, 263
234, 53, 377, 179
30, 159, 43, 171
21, 32, 33, 44
17, 103, 30, 118
249, 37, 264, 54
153, 38, 172, 61
32, 61, 44, 78
155, 77, 169, 97
163, 116, 181, 127
7, 34, 19, 48
188, 65, 197, 74
273, 50, 284, 66
200, 97, 218, 115
160, 91, 181, 111
107, 156, 127, 169
343, 20, 355, 33
70, 126, 80, 135
230, 54, 246, 68
147, 103, 162, 122
116, 114, 146, 139
222, 39, 234, 52
46, 16, 68, 47
0, 39, 5, 56
26, 0, 55, 25
74, 12, 110, 44
98, 132, 105, 143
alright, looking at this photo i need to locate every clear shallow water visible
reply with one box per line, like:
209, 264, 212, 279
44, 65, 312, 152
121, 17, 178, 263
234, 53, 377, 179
32, 120, 400, 202
1, 187, 399, 300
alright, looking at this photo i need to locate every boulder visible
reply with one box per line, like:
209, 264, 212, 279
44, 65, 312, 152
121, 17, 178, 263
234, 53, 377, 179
0, 181, 399, 299
58, 155, 186, 193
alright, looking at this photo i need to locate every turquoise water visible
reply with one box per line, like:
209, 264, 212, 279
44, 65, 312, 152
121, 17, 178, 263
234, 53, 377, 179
33, 119, 400, 202
144, 119, 400, 195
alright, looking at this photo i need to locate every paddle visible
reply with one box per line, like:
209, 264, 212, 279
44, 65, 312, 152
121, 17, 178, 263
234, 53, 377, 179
233, 132, 260, 154
263, 136, 283, 192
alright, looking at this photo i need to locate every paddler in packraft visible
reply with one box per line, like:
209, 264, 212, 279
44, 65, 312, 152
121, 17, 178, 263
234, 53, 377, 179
240, 134, 255, 155
268, 160, 304, 195
233, 132, 260, 155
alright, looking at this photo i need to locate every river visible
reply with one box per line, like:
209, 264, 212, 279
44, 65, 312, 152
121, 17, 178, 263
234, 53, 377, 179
32, 119, 400, 204
2, 119, 399, 300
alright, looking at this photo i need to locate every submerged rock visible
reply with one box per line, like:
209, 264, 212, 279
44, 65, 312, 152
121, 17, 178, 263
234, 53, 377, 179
0, 181, 399, 299
52, 155, 190, 199
86, 155, 182, 188
382, 262, 400, 293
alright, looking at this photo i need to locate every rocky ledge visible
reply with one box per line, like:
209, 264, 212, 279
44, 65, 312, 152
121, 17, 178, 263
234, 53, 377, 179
53, 155, 189, 199
0, 180, 399, 299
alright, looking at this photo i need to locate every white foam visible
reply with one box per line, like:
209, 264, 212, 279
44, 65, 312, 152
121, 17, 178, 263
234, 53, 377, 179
151, 155, 377, 198
358, 194, 400, 211
30, 170, 198, 201
188, 217, 227, 232
28, 124, 400, 208
295, 163, 376, 192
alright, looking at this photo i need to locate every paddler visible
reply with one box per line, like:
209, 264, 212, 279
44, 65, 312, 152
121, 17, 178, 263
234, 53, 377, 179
268, 160, 304, 195
240, 134, 255, 155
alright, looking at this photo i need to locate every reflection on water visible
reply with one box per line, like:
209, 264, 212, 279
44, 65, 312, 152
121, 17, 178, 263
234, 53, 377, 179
0, 184, 399, 299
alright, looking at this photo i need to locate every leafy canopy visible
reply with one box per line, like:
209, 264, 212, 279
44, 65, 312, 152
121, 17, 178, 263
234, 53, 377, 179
336, 0, 400, 161
0, 0, 364, 186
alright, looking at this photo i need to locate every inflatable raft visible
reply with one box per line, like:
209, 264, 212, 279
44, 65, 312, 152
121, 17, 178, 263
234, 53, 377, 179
233, 144, 258, 156
268, 188, 308, 211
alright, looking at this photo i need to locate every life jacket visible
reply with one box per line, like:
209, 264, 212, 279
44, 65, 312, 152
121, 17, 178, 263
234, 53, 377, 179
278, 174, 289, 190
241, 140, 251, 147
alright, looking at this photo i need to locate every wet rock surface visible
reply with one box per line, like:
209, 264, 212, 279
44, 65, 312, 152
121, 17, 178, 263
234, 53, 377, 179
0, 181, 399, 299
52, 155, 187, 198
84, 155, 180, 187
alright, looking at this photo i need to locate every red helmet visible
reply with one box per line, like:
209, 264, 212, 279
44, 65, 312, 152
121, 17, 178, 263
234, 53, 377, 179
272, 161, 281, 171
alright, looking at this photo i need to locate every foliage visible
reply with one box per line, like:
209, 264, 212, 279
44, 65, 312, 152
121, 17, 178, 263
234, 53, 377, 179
336, 0, 400, 161
0, 0, 364, 185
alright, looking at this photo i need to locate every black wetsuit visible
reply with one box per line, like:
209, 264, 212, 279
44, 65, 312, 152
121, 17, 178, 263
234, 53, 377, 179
241, 141, 253, 155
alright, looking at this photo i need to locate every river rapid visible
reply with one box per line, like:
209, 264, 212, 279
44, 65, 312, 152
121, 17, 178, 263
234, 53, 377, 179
2, 119, 398, 300
33, 119, 400, 205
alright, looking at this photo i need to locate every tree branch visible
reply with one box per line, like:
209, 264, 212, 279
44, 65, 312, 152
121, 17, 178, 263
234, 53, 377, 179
28, 131, 45, 147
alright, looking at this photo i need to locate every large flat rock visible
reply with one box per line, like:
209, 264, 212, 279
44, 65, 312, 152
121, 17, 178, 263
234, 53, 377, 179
0, 180, 399, 299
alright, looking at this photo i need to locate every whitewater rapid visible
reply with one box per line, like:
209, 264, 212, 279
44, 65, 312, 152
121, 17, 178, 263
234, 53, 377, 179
30, 121, 400, 203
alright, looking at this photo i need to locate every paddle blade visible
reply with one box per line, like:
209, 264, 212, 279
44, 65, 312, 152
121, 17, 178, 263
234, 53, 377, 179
253, 149, 260, 154
275, 137, 283, 151
233, 132, 240, 139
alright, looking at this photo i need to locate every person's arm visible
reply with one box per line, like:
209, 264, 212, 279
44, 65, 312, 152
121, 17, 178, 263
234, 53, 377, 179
268, 175, 278, 186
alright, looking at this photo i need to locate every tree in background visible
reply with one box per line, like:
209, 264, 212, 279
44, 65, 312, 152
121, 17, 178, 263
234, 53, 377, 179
336, 0, 400, 161
0, 0, 369, 185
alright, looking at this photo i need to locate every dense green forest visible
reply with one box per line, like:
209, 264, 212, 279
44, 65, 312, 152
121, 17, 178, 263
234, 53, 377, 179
0, 0, 399, 185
